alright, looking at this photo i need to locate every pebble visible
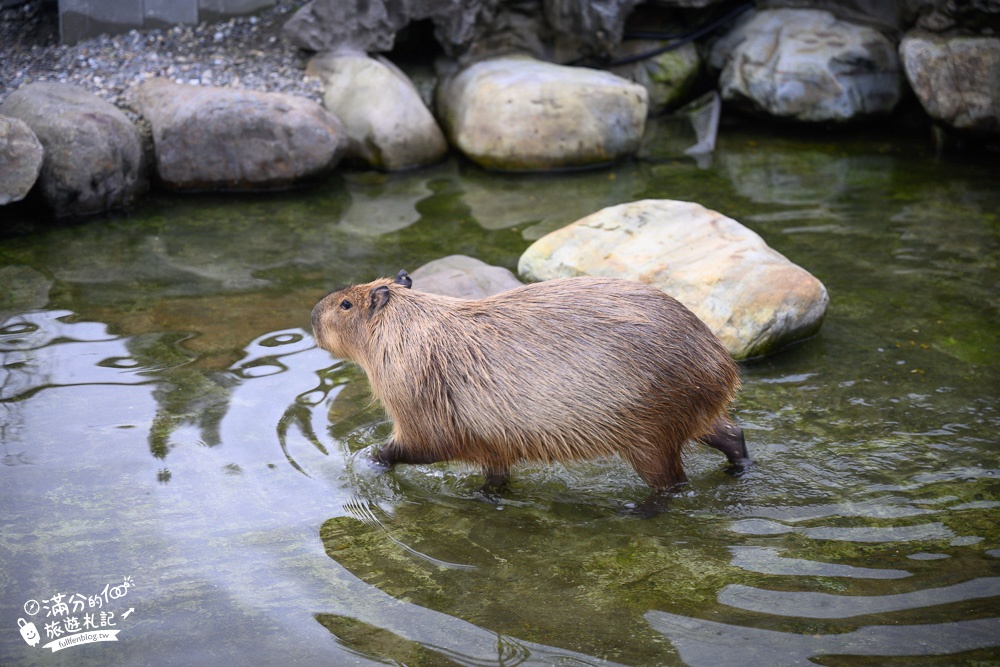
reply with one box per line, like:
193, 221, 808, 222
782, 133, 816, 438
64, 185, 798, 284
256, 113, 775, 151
0, 1, 323, 122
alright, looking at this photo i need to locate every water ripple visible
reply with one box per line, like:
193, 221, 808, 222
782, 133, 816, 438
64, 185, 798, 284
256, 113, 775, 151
728, 546, 911, 579
646, 611, 1000, 667
718, 577, 1000, 618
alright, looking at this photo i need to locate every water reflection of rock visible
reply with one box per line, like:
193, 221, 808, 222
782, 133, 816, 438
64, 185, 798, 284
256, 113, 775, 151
717, 140, 892, 209
458, 164, 645, 239
0, 265, 51, 320
337, 169, 436, 236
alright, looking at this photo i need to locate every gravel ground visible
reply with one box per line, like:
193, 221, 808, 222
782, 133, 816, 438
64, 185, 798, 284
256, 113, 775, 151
0, 0, 324, 120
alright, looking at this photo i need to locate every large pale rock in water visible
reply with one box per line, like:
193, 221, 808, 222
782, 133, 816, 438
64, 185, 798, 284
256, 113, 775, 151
0, 83, 146, 217
436, 55, 648, 171
411, 255, 522, 299
0, 115, 43, 206
518, 199, 829, 359
309, 52, 448, 170
711, 9, 901, 122
133, 78, 346, 191
900, 32, 1000, 133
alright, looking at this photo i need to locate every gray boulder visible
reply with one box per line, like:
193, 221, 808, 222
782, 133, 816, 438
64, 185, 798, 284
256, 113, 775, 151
283, 0, 642, 62
0, 83, 147, 217
411, 255, 522, 299
711, 8, 902, 122
132, 78, 346, 191
900, 32, 1000, 133
283, 0, 489, 56
0, 115, 43, 206
308, 52, 448, 171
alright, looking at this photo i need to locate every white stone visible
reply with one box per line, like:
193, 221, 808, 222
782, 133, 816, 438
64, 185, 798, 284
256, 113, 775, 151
310, 51, 448, 171
436, 54, 648, 171
518, 199, 829, 359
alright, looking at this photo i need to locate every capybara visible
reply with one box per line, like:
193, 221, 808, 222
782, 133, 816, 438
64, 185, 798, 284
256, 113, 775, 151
311, 271, 749, 502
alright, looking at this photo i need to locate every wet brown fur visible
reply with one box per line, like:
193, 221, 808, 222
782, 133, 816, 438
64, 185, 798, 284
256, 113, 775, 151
311, 275, 744, 492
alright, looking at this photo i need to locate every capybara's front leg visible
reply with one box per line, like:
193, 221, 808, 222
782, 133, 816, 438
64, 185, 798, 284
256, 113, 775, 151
373, 440, 446, 468
697, 416, 751, 469
480, 466, 510, 499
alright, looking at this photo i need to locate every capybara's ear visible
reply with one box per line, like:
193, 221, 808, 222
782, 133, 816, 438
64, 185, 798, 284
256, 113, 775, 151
394, 270, 412, 289
369, 285, 390, 316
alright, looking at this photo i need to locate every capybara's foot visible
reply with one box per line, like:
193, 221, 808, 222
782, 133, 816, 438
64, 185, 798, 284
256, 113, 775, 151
372, 446, 395, 468
480, 466, 510, 500
624, 486, 683, 518
698, 417, 751, 468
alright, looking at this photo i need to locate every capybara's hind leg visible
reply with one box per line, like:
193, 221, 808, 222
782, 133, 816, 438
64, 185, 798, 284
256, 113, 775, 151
622, 450, 686, 518
697, 417, 751, 469
373, 440, 445, 467
623, 449, 688, 492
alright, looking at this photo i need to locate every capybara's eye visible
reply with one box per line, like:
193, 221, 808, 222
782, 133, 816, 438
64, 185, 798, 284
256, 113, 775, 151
340, 299, 353, 310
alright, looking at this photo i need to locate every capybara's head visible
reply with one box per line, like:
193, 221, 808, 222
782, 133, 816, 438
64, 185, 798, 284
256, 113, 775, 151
311, 270, 412, 360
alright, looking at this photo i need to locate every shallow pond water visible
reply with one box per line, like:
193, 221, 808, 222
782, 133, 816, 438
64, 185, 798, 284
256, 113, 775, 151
1, 121, 998, 666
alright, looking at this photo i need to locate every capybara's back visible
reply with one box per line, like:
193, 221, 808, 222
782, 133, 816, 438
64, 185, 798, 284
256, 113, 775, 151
311, 273, 748, 496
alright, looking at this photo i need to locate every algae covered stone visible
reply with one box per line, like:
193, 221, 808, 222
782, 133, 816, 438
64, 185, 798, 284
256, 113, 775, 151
518, 199, 829, 359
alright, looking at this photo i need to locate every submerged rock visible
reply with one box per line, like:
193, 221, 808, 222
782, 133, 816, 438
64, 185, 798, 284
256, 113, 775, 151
0, 82, 147, 217
411, 255, 522, 299
900, 32, 1000, 133
132, 78, 346, 191
437, 54, 647, 171
711, 8, 902, 122
0, 115, 43, 207
518, 199, 829, 359
309, 51, 448, 171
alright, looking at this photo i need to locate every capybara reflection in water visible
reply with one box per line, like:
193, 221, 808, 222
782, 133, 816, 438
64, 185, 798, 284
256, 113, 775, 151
312, 271, 749, 511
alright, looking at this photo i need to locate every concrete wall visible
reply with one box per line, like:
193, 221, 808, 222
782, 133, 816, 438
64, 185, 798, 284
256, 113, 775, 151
59, 0, 276, 45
